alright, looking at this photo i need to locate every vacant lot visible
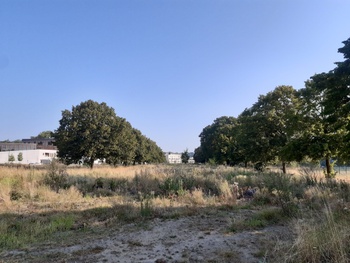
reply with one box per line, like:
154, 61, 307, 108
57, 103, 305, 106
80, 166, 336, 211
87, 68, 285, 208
1, 163, 350, 262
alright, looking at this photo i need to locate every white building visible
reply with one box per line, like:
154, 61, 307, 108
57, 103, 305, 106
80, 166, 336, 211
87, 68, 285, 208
164, 152, 182, 164
0, 150, 57, 165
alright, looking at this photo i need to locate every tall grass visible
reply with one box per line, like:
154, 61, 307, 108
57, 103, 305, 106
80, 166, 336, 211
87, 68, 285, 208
1, 163, 350, 263
0, 164, 243, 250
273, 202, 350, 263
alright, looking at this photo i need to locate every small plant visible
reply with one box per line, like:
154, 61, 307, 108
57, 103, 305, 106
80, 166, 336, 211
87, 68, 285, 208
108, 178, 129, 193
10, 189, 22, 201
17, 152, 23, 162
254, 162, 265, 172
50, 214, 75, 231
230, 208, 284, 232
139, 192, 154, 218
94, 177, 104, 189
159, 177, 185, 196
43, 159, 68, 193
8, 154, 15, 163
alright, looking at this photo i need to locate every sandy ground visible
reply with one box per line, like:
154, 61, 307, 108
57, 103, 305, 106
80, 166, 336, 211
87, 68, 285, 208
1, 209, 291, 263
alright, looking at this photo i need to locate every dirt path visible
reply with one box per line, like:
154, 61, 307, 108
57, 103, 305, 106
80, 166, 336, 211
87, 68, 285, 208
1, 210, 291, 263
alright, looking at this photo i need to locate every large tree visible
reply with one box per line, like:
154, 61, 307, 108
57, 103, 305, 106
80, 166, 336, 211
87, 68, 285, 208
237, 86, 301, 173
198, 116, 240, 165
53, 100, 121, 168
132, 128, 165, 164
105, 118, 137, 166
193, 146, 205, 163
326, 38, 350, 160
290, 38, 350, 177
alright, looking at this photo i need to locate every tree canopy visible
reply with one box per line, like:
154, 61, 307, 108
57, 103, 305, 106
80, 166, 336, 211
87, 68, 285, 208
237, 85, 301, 173
53, 100, 165, 168
195, 37, 350, 177
181, 149, 190, 164
195, 116, 240, 165
33, 131, 53, 139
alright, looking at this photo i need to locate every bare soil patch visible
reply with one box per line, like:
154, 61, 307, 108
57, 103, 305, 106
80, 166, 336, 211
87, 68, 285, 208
1, 208, 291, 263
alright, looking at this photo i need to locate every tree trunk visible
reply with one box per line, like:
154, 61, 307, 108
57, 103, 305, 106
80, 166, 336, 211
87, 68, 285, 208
89, 159, 95, 169
325, 156, 331, 178
282, 162, 286, 174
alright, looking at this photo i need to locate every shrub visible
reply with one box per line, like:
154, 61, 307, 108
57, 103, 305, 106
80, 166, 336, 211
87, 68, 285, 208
261, 172, 301, 217
159, 177, 185, 196
132, 169, 160, 195
43, 160, 69, 193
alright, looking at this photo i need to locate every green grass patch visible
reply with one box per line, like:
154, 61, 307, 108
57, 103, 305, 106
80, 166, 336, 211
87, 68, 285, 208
230, 208, 284, 232
0, 213, 77, 251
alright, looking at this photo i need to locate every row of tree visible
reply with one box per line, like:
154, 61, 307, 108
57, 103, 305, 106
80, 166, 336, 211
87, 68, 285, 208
53, 100, 165, 168
194, 37, 350, 177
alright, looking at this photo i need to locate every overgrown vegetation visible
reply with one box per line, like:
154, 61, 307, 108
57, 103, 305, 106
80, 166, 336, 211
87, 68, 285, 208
0, 164, 350, 262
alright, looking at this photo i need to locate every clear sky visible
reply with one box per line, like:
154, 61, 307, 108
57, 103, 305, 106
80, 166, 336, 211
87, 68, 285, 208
1, 0, 350, 153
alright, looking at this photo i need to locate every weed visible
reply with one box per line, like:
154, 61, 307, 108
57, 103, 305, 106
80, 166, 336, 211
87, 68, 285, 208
230, 208, 284, 232
159, 177, 185, 196
278, 203, 350, 263
139, 193, 154, 218
43, 160, 69, 193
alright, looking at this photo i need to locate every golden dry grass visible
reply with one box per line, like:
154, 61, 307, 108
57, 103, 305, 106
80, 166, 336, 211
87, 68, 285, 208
1, 163, 350, 263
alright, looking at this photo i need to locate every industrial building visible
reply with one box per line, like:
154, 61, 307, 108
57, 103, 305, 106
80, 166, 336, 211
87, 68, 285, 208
0, 149, 57, 165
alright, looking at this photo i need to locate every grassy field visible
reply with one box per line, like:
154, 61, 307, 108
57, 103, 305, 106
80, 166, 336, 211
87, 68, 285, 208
0, 162, 350, 262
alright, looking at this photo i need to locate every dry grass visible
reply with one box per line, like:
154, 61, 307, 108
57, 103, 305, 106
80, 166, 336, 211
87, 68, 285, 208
1, 163, 350, 262
0, 164, 242, 251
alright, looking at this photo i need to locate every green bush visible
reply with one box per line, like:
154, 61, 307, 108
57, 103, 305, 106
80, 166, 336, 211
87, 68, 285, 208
159, 177, 185, 196
43, 160, 69, 193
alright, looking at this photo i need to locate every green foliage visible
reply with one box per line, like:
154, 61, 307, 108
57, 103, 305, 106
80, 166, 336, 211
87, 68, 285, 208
237, 85, 301, 173
108, 178, 129, 193
54, 100, 165, 168
139, 193, 154, 218
8, 154, 15, 163
34, 130, 53, 139
159, 177, 185, 196
196, 38, 350, 176
254, 162, 265, 172
198, 116, 241, 165
181, 149, 190, 164
0, 213, 76, 250
261, 172, 301, 217
132, 129, 165, 164
43, 160, 69, 193
17, 152, 23, 162
50, 214, 75, 231
230, 208, 284, 232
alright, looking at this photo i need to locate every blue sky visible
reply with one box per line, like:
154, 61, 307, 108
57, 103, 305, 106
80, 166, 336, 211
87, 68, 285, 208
1, 1, 350, 153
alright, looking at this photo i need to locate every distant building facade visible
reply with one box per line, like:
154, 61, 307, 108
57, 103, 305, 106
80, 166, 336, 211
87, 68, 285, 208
22, 138, 57, 150
0, 142, 37, 152
164, 152, 182, 164
0, 149, 57, 165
